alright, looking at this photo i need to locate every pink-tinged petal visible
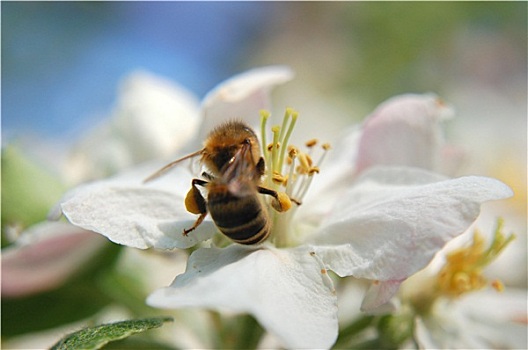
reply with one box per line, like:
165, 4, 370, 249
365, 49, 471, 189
147, 244, 338, 349
355, 94, 454, 174
198, 66, 294, 138
310, 167, 512, 306
2, 222, 107, 297
360, 280, 403, 312
61, 183, 215, 250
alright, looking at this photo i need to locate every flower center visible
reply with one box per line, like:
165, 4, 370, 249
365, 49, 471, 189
259, 108, 330, 247
436, 218, 515, 298
402, 219, 515, 316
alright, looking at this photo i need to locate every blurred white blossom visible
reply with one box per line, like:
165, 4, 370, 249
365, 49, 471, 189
395, 221, 527, 349
65, 70, 201, 184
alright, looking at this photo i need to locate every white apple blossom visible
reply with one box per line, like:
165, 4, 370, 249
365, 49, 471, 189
394, 220, 527, 349
56, 67, 513, 348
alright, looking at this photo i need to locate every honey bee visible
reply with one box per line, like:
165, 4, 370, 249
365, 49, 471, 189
144, 121, 297, 245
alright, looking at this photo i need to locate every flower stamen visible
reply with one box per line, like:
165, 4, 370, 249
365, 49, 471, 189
259, 108, 330, 247
437, 218, 515, 298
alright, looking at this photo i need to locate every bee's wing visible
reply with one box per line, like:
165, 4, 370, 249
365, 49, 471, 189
221, 142, 259, 185
143, 149, 203, 183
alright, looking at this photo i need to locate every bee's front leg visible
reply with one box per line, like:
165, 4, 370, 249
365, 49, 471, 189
183, 178, 208, 236
257, 186, 301, 213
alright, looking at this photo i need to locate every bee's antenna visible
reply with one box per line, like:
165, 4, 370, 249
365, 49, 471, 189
143, 149, 204, 183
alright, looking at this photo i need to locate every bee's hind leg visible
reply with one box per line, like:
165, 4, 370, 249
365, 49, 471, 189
183, 212, 208, 236
183, 178, 208, 236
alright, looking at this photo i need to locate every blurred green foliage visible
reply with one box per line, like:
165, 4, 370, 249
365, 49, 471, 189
338, 2, 526, 103
2, 243, 122, 337
1, 147, 66, 245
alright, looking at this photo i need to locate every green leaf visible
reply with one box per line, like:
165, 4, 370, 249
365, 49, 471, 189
50, 317, 173, 350
1, 146, 66, 235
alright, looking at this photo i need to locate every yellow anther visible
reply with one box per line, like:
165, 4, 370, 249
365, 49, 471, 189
297, 152, 312, 172
308, 167, 320, 175
491, 279, 505, 292
272, 172, 287, 185
259, 109, 270, 119
322, 143, 331, 151
288, 145, 298, 158
305, 139, 318, 148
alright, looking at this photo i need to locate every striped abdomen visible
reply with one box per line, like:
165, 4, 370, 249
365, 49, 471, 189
207, 188, 270, 245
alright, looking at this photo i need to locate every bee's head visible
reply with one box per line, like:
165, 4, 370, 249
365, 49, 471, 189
202, 121, 261, 175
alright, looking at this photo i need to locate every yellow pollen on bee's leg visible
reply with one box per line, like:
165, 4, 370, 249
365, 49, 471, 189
184, 187, 203, 215
271, 192, 292, 212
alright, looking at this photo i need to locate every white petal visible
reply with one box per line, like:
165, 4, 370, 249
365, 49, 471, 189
457, 288, 528, 328
415, 293, 528, 349
147, 244, 338, 349
61, 182, 216, 250
198, 66, 294, 138
113, 71, 201, 157
310, 167, 512, 304
414, 307, 486, 349
355, 94, 454, 174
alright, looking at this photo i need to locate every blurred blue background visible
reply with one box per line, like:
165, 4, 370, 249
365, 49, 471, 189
2, 2, 273, 140
3, 2, 526, 144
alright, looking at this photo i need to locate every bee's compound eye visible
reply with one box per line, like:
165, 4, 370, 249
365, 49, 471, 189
242, 138, 251, 145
